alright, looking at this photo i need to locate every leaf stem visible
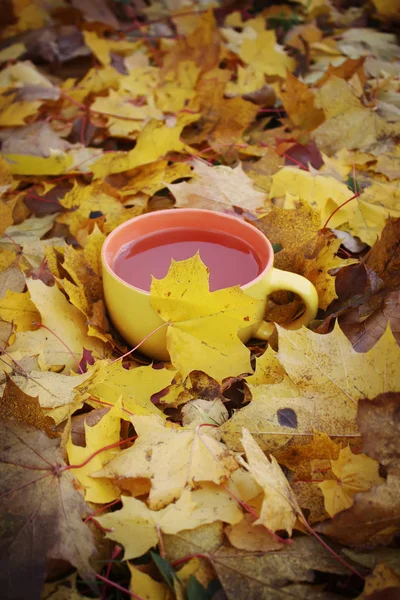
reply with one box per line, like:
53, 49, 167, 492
62, 435, 137, 472
96, 573, 145, 600
322, 192, 361, 231
33, 322, 85, 374
110, 321, 169, 364
300, 517, 364, 579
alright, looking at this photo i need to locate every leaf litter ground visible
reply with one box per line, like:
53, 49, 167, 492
0, 1, 400, 599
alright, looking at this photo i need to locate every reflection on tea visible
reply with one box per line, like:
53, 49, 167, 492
113, 227, 261, 292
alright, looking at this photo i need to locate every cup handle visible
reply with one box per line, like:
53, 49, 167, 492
254, 268, 319, 340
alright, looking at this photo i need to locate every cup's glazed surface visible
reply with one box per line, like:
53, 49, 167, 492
102, 209, 319, 360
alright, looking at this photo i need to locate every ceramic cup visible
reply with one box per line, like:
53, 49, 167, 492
102, 208, 319, 360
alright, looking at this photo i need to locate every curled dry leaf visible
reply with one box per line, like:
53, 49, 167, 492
240, 428, 302, 535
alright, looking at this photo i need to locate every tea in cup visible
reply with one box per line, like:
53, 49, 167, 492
102, 209, 319, 361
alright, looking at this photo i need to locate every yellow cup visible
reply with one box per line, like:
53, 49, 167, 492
102, 209, 319, 360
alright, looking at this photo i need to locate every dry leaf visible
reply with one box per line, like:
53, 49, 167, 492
240, 428, 301, 535
96, 415, 239, 509
0, 420, 96, 599
167, 158, 267, 212
318, 446, 384, 517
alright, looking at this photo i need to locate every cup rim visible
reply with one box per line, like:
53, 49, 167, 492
101, 208, 274, 295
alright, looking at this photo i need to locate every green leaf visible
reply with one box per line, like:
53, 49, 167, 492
187, 575, 209, 600
150, 551, 177, 590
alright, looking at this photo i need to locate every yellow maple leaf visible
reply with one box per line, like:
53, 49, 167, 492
57, 181, 143, 238
270, 167, 356, 230
313, 77, 392, 155
240, 428, 301, 535
7, 279, 105, 372
80, 361, 177, 418
67, 399, 124, 503
128, 564, 173, 600
304, 236, 358, 309
150, 255, 263, 382
83, 31, 141, 67
156, 60, 200, 113
90, 89, 161, 137
222, 324, 400, 452
91, 114, 198, 178
54, 226, 109, 342
0, 289, 40, 332
226, 65, 266, 97
225, 513, 284, 552
118, 160, 192, 198
3, 151, 74, 175
97, 414, 239, 509
239, 30, 295, 78
96, 485, 242, 560
244, 346, 284, 386
318, 446, 384, 517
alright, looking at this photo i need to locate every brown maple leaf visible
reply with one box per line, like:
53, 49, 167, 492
0, 420, 97, 600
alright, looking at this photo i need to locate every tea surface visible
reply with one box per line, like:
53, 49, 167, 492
113, 227, 261, 291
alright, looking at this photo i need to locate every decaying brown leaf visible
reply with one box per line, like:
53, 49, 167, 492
0, 420, 97, 599
357, 392, 400, 476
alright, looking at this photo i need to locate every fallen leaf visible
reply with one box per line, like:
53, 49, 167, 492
128, 563, 173, 600
317, 475, 400, 548
57, 181, 143, 239
0, 289, 40, 331
318, 446, 384, 517
8, 369, 92, 420
96, 485, 242, 559
96, 414, 239, 509
280, 71, 325, 130
150, 254, 262, 381
274, 431, 342, 480
181, 397, 228, 428
240, 428, 301, 535
239, 28, 296, 78
81, 361, 177, 418
0, 420, 96, 599
0, 375, 55, 436
7, 279, 105, 372
357, 392, 400, 476
213, 536, 352, 600
167, 158, 267, 212
358, 563, 400, 599
91, 114, 198, 178
66, 400, 123, 503
225, 513, 283, 552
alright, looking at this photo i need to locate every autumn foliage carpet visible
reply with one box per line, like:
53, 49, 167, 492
0, 0, 400, 599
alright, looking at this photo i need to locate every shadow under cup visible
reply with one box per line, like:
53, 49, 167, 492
101, 209, 274, 361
